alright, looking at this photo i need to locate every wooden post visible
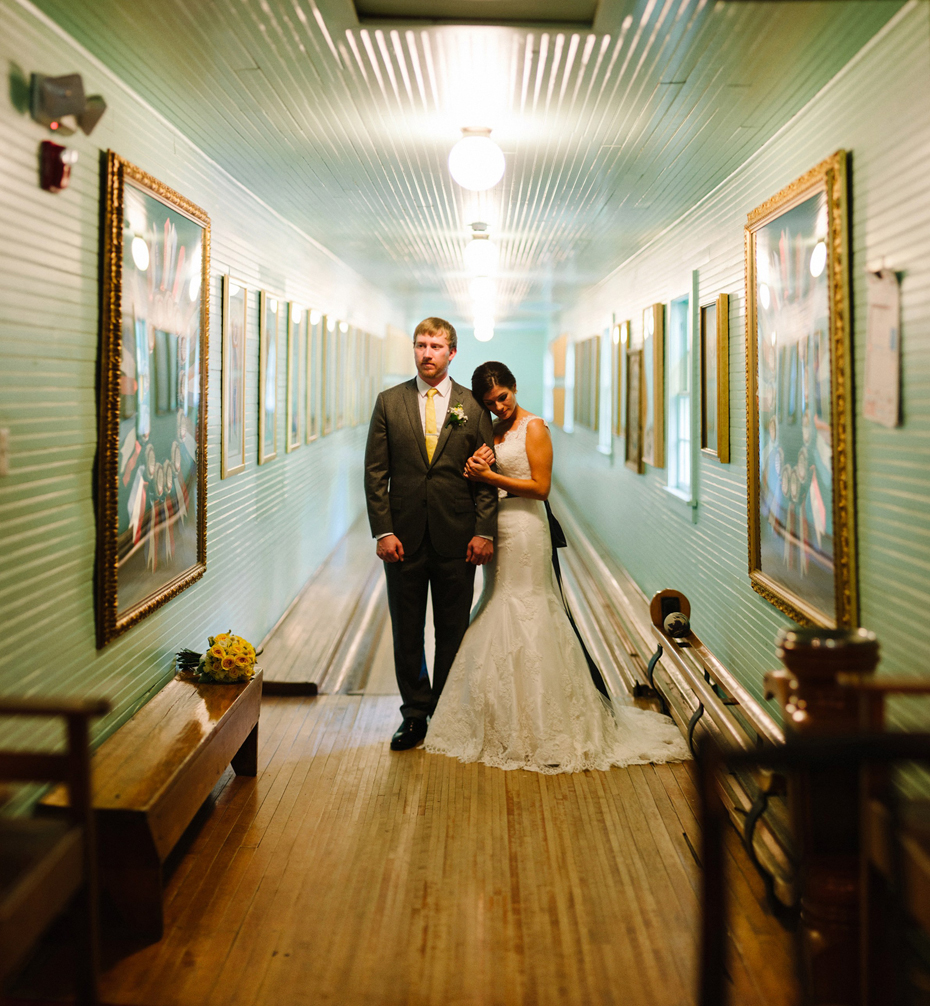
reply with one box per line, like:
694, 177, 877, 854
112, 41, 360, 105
766, 627, 879, 1006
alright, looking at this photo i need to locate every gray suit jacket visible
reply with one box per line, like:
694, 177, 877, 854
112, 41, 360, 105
364, 378, 498, 557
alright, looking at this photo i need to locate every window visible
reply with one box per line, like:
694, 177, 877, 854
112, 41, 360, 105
667, 294, 691, 497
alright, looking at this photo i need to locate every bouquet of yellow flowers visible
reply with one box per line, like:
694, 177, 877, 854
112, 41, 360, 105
176, 631, 257, 684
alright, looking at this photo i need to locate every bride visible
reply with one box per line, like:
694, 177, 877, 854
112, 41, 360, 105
424, 361, 690, 774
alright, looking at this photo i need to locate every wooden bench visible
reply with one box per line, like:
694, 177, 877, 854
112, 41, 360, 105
40, 671, 262, 939
0, 696, 109, 1005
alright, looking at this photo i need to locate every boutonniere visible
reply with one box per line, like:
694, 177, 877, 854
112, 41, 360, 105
448, 403, 467, 427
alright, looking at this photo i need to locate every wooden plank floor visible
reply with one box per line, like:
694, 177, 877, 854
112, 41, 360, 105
78, 694, 795, 1006
260, 517, 381, 688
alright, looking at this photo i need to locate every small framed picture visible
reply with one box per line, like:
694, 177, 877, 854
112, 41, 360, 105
700, 293, 730, 463
613, 321, 630, 438
221, 276, 247, 479
624, 348, 644, 474
642, 303, 665, 468
306, 308, 322, 443
322, 315, 336, 436
258, 291, 279, 464
286, 303, 303, 451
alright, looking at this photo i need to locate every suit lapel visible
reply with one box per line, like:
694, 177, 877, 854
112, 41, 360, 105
428, 380, 464, 468
403, 379, 430, 468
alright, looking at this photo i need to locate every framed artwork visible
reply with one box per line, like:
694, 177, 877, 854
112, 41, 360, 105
551, 334, 568, 379
336, 321, 348, 430
258, 291, 278, 464
745, 150, 856, 627
96, 151, 209, 647
613, 321, 630, 437
322, 316, 335, 436
286, 303, 303, 451
573, 336, 599, 430
305, 309, 322, 442
346, 325, 358, 427
642, 303, 665, 468
701, 294, 730, 463
624, 348, 644, 474
221, 276, 247, 478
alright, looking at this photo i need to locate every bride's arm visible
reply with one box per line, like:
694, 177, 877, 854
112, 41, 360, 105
464, 419, 552, 501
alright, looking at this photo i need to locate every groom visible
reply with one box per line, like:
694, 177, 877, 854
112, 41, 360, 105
365, 317, 498, 750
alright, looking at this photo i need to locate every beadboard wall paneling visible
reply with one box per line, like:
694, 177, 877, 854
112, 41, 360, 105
0, 0, 400, 758
557, 3, 930, 723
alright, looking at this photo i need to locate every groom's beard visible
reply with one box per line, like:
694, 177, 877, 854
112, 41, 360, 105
417, 362, 448, 381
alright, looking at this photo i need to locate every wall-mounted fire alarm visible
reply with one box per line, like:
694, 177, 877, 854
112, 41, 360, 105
40, 140, 78, 192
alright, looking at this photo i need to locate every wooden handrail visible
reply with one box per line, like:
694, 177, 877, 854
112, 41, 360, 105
648, 589, 785, 749
836, 673, 930, 693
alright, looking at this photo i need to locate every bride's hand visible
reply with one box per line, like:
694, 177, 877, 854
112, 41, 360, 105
464, 456, 491, 481
473, 444, 495, 466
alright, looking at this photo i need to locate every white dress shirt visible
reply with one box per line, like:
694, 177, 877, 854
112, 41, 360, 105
416, 373, 452, 431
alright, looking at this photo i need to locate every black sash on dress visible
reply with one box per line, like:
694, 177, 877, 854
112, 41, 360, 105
505, 494, 611, 701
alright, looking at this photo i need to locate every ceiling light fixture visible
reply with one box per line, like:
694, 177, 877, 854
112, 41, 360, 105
474, 322, 494, 343
448, 128, 505, 192
464, 222, 499, 276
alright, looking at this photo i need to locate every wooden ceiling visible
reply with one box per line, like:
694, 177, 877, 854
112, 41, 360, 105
33, 0, 901, 330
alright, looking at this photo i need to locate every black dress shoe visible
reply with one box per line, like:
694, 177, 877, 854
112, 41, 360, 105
390, 716, 428, 751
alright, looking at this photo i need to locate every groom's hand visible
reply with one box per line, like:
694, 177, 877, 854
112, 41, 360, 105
466, 536, 493, 565
377, 534, 405, 563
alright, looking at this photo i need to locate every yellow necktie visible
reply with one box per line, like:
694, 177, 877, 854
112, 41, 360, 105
424, 388, 439, 463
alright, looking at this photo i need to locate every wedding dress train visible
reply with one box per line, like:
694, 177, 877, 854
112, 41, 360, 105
425, 414, 691, 774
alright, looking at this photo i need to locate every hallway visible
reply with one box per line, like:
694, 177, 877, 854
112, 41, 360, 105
86, 694, 790, 1006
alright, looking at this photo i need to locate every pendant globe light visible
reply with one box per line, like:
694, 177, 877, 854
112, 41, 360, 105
473, 322, 494, 343
463, 223, 499, 276
448, 128, 505, 192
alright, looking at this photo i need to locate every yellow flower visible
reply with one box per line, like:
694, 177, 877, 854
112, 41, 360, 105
210, 645, 225, 660
215, 633, 230, 646
221, 656, 235, 671
235, 654, 251, 668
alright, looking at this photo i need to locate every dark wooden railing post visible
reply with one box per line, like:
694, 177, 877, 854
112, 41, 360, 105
765, 627, 879, 1006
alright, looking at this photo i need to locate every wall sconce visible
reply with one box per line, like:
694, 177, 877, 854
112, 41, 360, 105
39, 140, 78, 192
30, 72, 107, 135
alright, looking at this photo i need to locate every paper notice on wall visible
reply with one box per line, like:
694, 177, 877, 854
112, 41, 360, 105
863, 270, 901, 428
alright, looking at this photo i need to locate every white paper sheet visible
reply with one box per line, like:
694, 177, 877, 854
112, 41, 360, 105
863, 270, 901, 428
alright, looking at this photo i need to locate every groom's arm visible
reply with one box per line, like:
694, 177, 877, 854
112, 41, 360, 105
472, 406, 498, 540
364, 393, 393, 538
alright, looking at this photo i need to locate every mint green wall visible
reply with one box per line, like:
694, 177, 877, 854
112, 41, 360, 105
451, 327, 547, 417
0, 0, 401, 753
557, 3, 930, 726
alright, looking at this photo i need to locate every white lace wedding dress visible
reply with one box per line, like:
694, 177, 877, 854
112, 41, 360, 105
425, 414, 691, 774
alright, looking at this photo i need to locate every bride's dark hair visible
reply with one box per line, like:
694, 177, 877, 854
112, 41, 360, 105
471, 361, 516, 403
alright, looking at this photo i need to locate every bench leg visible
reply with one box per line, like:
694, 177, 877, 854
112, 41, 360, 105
99, 823, 164, 940
231, 723, 258, 776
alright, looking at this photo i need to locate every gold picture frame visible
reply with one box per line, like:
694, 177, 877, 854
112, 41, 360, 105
573, 335, 600, 431
96, 151, 210, 647
624, 347, 644, 474
745, 150, 856, 628
613, 321, 629, 437
642, 303, 665, 468
258, 291, 279, 465
221, 276, 247, 479
305, 308, 322, 443
700, 293, 730, 463
286, 303, 303, 452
